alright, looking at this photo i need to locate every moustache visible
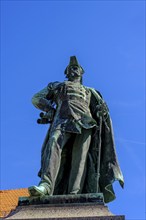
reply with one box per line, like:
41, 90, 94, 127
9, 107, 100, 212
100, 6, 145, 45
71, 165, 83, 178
69, 70, 80, 77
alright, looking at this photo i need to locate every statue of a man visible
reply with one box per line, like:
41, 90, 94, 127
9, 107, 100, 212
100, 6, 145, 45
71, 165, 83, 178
28, 56, 124, 203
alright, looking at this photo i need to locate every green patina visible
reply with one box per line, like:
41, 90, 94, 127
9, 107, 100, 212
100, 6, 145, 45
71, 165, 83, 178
28, 56, 124, 203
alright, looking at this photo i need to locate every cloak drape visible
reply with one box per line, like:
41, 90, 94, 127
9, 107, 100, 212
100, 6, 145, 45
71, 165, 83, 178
38, 87, 124, 203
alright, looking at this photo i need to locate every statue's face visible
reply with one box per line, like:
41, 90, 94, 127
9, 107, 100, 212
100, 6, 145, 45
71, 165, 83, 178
66, 65, 82, 80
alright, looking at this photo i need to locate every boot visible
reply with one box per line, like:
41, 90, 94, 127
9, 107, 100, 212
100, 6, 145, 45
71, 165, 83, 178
28, 184, 50, 196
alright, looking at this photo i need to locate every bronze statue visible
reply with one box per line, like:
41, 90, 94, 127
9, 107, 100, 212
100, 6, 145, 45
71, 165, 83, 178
28, 56, 124, 203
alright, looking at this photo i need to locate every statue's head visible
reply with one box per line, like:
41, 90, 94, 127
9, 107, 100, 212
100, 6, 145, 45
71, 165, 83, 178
64, 56, 84, 80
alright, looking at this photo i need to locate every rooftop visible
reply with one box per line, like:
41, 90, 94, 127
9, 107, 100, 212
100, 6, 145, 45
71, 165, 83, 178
0, 188, 29, 218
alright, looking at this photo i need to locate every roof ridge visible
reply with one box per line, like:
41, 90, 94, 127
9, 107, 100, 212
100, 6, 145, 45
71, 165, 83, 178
0, 188, 27, 192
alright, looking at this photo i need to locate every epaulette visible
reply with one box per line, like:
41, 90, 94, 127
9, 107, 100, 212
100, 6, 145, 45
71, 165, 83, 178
47, 81, 61, 90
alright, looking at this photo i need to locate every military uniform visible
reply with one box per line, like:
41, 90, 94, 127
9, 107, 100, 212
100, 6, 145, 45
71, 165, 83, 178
32, 80, 98, 194
29, 56, 124, 203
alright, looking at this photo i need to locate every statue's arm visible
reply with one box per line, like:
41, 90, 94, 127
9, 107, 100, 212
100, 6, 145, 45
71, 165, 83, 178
89, 88, 109, 116
32, 81, 60, 112
89, 88, 110, 131
32, 86, 53, 112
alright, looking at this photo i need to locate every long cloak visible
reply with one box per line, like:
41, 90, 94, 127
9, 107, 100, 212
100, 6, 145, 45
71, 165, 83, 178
38, 87, 124, 203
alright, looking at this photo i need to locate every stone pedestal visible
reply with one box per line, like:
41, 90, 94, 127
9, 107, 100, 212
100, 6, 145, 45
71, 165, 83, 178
5, 193, 125, 220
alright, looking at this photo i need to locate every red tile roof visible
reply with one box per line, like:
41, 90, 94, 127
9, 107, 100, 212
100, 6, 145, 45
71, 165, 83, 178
0, 188, 29, 218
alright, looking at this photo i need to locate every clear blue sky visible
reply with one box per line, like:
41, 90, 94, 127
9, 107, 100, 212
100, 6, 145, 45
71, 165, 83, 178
1, 1, 145, 219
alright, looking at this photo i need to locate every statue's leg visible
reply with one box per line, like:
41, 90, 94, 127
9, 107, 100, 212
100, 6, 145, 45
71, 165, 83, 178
38, 128, 51, 178
39, 129, 71, 194
28, 130, 71, 196
68, 128, 92, 194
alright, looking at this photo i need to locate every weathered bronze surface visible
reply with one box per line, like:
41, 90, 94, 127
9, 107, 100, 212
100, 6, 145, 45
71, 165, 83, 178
18, 193, 104, 206
28, 56, 124, 203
